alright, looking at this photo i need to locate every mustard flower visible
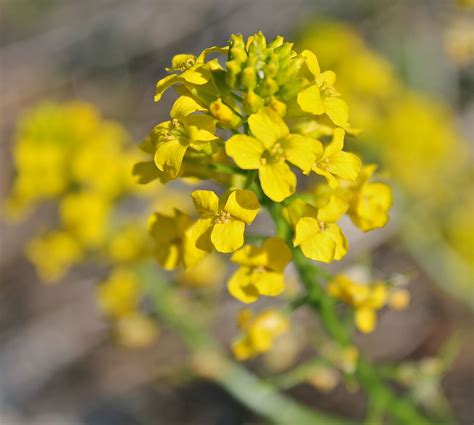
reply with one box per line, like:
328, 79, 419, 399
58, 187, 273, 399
148, 208, 206, 270
187, 189, 260, 253
297, 50, 350, 127
155, 46, 228, 102
225, 107, 320, 201
348, 165, 392, 231
227, 237, 292, 303
312, 128, 361, 189
292, 196, 349, 263
141, 96, 219, 180
232, 308, 289, 360
327, 275, 387, 333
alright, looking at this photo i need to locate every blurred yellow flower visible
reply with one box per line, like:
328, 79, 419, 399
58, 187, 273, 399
114, 313, 159, 348
96, 267, 140, 318
26, 231, 82, 282
327, 275, 387, 333
227, 237, 292, 303
232, 308, 289, 360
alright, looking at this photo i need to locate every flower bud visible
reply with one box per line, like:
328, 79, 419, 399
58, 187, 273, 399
225, 60, 241, 88
209, 98, 241, 128
243, 90, 264, 114
257, 77, 278, 97
241, 66, 257, 90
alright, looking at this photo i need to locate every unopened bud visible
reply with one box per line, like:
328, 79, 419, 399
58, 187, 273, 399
209, 98, 241, 128
243, 90, 264, 114
241, 67, 257, 90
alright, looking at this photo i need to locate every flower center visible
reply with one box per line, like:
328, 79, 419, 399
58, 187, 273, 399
261, 142, 285, 165
215, 210, 232, 224
318, 220, 327, 231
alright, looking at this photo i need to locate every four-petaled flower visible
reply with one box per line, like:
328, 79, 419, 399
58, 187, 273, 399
227, 237, 292, 303
232, 308, 289, 360
297, 50, 350, 128
226, 107, 320, 202
292, 195, 349, 263
312, 128, 361, 189
188, 189, 260, 253
141, 96, 219, 180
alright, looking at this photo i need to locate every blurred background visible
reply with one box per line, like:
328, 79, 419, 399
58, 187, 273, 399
1, 0, 473, 424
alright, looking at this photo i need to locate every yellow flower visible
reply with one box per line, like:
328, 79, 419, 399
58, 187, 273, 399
96, 267, 140, 318
142, 96, 218, 179
312, 128, 361, 189
225, 107, 321, 202
148, 208, 206, 270
155, 46, 228, 102
188, 189, 260, 253
348, 165, 392, 231
114, 313, 159, 348
292, 196, 349, 263
177, 254, 227, 288
227, 237, 292, 303
297, 50, 350, 127
59, 192, 110, 248
26, 231, 82, 282
327, 275, 387, 333
232, 308, 289, 360
107, 224, 149, 263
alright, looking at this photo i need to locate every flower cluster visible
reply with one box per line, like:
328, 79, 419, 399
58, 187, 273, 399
138, 32, 393, 358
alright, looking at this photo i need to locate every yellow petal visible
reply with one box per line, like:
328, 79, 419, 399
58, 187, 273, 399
211, 220, 245, 253
155, 242, 180, 270
297, 85, 324, 115
323, 97, 349, 127
259, 161, 296, 202
181, 68, 208, 85
191, 190, 219, 215
223, 190, 260, 224
317, 195, 349, 223
154, 139, 187, 178
155, 74, 179, 102
317, 70, 336, 87
324, 224, 348, 261
184, 114, 218, 144
227, 267, 260, 303
282, 134, 323, 173
313, 166, 340, 189
355, 307, 377, 333
248, 108, 289, 148
327, 152, 361, 181
183, 218, 214, 268
232, 337, 254, 360
293, 217, 320, 247
225, 135, 264, 170
300, 230, 337, 263
260, 237, 292, 272
170, 95, 207, 119
252, 271, 285, 297
323, 128, 345, 159
301, 50, 321, 77
132, 161, 163, 184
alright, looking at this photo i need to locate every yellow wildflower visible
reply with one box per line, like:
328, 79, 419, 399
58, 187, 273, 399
142, 96, 219, 179
148, 208, 206, 270
227, 237, 292, 303
96, 267, 140, 318
232, 308, 289, 360
155, 46, 227, 102
312, 128, 361, 189
177, 254, 227, 288
114, 313, 159, 348
188, 189, 260, 253
327, 275, 387, 333
26, 231, 82, 282
388, 288, 411, 311
347, 165, 392, 231
292, 196, 349, 263
226, 107, 320, 201
297, 50, 350, 127
59, 192, 110, 248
